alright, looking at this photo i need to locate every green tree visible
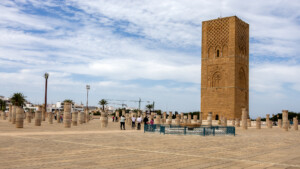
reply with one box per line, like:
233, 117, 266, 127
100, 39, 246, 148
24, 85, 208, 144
63, 99, 73, 104
145, 104, 153, 113
0, 99, 6, 111
99, 99, 108, 110
10, 93, 26, 106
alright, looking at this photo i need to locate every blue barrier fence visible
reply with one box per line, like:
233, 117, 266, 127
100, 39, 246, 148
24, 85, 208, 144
144, 124, 235, 136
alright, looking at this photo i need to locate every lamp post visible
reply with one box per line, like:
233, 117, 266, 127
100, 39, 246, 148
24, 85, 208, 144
86, 85, 90, 112
44, 73, 49, 114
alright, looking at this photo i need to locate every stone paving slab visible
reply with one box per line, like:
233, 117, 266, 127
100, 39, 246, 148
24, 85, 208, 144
0, 120, 299, 169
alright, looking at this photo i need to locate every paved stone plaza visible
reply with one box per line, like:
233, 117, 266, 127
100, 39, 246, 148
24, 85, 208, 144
0, 120, 299, 169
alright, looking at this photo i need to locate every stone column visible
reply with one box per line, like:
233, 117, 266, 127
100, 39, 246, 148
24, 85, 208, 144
199, 112, 202, 125
64, 103, 71, 128
266, 114, 270, 128
183, 115, 187, 125
293, 117, 298, 131
154, 115, 161, 124
268, 120, 273, 128
42, 105, 46, 121
247, 119, 251, 127
242, 108, 248, 130
12, 105, 17, 124
223, 117, 227, 127
115, 111, 119, 122
187, 114, 191, 124
282, 110, 288, 131
1, 111, 6, 120
72, 111, 78, 126
26, 110, 32, 123
232, 119, 235, 126
207, 112, 212, 126
193, 115, 198, 123
35, 105, 42, 126
16, 106, 24, 128
78, 111, 84, 124
167, 111, 172, 125
8, 105, 12, 122
175, 114, 180, 125
100, 110, 108, 128
256, 117, 261, 129
83, 111, 86, 123
48, 112, 53, 124
278, 119, 282, 128
235, 118, 240, 127
161, 112, 166, 124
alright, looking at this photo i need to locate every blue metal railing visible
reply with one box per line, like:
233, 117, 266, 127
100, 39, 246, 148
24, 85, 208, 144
144, 124, 235, 136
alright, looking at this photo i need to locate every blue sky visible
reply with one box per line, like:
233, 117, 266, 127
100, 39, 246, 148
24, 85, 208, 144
0, 0, 300, 117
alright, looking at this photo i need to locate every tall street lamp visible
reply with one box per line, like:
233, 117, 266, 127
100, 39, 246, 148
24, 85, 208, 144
86, 85, 90, 112
44, 73, 49, 113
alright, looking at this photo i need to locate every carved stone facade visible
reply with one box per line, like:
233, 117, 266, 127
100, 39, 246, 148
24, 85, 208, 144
201, 16, 249, 120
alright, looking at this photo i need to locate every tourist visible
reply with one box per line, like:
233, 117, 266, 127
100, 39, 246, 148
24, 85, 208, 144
54, 113, 57, 120
137, 116, 142, 130
150, 118, 154, 125
112, 116, 115, 122
131, 116, 136, 129
143, 116, 149, 124
120, 115, 126, 130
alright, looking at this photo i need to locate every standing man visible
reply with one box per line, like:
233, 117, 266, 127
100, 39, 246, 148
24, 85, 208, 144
137, 116, 142, 130
131, 115, 136, 129
120, 115, 126, 130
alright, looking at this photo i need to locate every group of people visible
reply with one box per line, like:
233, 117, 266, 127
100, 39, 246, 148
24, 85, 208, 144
119, 115, 154, 130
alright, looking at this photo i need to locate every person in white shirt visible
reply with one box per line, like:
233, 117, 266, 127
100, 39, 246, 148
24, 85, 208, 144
131, 116, 136, 129
120, 115, 126, 130
137, 116, 142, 130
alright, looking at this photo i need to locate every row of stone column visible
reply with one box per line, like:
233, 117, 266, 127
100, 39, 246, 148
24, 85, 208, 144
1, 103, 91, 128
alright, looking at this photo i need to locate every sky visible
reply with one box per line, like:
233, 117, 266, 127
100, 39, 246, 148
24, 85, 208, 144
0, 0, 300, 117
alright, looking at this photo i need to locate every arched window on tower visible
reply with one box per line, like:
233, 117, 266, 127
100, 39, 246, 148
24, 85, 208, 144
212, 72, 222, 87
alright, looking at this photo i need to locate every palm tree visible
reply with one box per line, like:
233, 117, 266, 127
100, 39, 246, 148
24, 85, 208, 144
98, 99, 108, 110
10, 93, 26, 106
146, 104, 154, 114
63, 99, 73, 104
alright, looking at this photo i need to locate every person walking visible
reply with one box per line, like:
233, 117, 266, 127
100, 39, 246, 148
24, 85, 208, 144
112, 116, 115, 122
137, 116, 142, 130
120, 115, 126, 130
131, 116, 136, 129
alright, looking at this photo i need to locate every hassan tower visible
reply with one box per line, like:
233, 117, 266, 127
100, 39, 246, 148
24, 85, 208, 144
201, 16, 249, 120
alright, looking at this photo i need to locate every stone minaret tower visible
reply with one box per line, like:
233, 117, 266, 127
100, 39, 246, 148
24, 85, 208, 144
201, 16, 249, 120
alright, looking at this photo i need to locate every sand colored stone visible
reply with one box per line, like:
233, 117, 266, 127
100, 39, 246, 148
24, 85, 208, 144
115, 111, 119, 122
207, 112, 212, 126
175, 115, 180, 125
247, 119, 251, 127
26, 110, 31, 123
100, 110, 108, 128
64, 103, 71, 128
11, 106, 16, 124
241, 108, 247, 130
35, 106, 42, 126
278, 119, 282, 128
78, 111, 84, 124
193, 114, 197, 123
201, 16, 249, 120
268, 120, 273, 128
8, 105, 12, 122
256, 117, 261, 129
15, 106, 24, 128
266, 114, 270, 128
167, 111, 172, 125
187, 114, 191, 124
232, 119, 235, 126
294, 117, 298, 130
48, 112, 53, 124
154, 115, 161, 124
1, 111, 6, 120
72, 111, 78, 126
235, 118, 240, 127
282, 110, 288, 131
